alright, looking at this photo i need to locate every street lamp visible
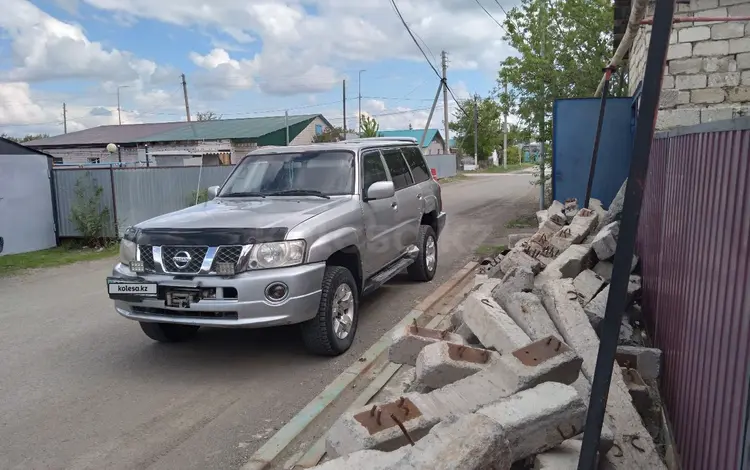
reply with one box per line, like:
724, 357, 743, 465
117, 85, 130, 125
358, 70, 366, 136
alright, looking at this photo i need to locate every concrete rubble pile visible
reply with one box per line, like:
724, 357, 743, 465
316, 186, 666, 470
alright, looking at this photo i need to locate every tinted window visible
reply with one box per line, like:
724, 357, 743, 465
362, 151, 388, 194
402, 146, 431, 183
382, 149, 414, 190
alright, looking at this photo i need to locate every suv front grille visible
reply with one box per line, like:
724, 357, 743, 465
213, 245, 243, 268
161, 246, 208, 273
139, 245, 155, 271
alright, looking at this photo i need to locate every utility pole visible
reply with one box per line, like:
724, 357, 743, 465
358, 70, 365, 136
62, 103, 67, 134
503, 80, 508, 168
117, 85, 129, 125
285, 110, 290, 145
538, 6, 547, 210
342, 79, 347, 138
473, 94, 479, 168
441, 51, 450, 154
181, 73, 191, 122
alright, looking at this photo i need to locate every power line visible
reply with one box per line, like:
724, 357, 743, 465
388, 0, 441, 79
474, 0, 510, 34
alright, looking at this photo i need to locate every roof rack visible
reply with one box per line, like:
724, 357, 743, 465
343, 137, 419, 144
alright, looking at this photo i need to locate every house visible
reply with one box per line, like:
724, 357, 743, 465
0, 137, 58, 255
377, 129, 447, 155
24, 114, 333, 166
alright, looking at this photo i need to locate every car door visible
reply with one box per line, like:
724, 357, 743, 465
360, 150, 400, 276
401, 144, 437, 219
380, 147, 420, 253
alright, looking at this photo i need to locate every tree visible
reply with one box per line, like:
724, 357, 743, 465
196, 111, 222, 121
448, 97, 503, 162
313, 126, 347, 143
1, 133, 50, 143
497, 0, 617, 144
360, 115, 380, 137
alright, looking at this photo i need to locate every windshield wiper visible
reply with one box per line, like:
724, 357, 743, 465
219, 191, 266, 198
265, 189, 331, 199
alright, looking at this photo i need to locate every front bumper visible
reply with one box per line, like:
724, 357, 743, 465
108, 262, 326, 328
437, 211, 447, 238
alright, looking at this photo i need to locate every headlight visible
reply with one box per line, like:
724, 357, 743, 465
237, 240, 306, 272
120, 238, 137, 265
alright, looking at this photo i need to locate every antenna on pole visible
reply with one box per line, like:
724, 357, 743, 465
441, 51, 450, 154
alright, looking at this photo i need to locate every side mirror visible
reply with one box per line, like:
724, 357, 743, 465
207, 186, 220, 200
366, 181, 395, 201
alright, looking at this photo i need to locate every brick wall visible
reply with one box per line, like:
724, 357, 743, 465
629, 0, 750, 129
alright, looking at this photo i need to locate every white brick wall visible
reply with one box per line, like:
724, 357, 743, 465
629, 0, 750, 129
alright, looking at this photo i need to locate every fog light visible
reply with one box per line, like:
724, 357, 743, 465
215, 262, 236, 275
129, 260, 145, 273
265, 282, 288, 302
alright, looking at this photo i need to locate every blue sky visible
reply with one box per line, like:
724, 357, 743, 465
0, 0, 516, 136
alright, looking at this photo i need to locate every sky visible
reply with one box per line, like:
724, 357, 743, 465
0, 0, 519, 138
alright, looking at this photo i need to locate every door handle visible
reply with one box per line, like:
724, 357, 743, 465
391, 201, 398, 210
416, 193, 423, 200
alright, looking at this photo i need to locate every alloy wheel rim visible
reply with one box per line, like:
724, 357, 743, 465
425, 236, 437, 272
332, 284, 355, 340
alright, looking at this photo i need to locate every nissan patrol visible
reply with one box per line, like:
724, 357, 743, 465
107, 137, 447, 356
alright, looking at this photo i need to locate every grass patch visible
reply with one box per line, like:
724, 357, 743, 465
469, 163, 536, 174
0, 242, 118, 277
438, 173, 468, 184
506, 213, 538, 229
475, 244, 507, 258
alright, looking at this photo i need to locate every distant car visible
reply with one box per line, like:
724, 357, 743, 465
107, 137, 447, 356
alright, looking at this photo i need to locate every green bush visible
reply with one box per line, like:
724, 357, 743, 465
188, 188, 209, 206
69, 172, 110, 247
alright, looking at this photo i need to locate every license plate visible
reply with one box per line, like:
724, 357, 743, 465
108, 281, 157, 296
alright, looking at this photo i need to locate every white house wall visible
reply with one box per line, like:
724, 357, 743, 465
290, 116, 328, 146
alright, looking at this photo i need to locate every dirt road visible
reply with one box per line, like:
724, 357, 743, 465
0, 174, 536, 470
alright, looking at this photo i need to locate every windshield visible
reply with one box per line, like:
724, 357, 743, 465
219, 150, 355, 197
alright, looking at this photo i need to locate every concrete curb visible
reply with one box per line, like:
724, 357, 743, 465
240, 261, 478, 470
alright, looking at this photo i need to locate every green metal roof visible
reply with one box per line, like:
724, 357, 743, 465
131, 114, 321, 143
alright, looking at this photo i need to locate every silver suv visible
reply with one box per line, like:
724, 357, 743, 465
107, 137, 447, 355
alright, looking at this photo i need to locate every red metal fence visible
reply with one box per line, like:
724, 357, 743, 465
637, 118, 750, 470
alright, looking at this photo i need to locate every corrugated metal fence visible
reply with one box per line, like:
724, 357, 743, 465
54, 166, 235, 237
424, 154, 458, 179
637, 118, 750, 470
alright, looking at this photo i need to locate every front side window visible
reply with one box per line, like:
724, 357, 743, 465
381, 148, 414, 190
402, 146, 431, 183
219, 150, 355, 197
362, 151, 388, 194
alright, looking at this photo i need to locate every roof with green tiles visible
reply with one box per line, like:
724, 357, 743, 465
25, 114, 331, 147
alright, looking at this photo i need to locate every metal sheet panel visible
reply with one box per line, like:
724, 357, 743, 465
53, 168, 117, 238
424, 154, 457, 179
637, 124, 750, 470
552, 97, 634, 207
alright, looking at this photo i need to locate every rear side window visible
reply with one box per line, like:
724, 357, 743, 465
382, 148, 414, 190
362, 151, 388, 194
401, 146, 431, 183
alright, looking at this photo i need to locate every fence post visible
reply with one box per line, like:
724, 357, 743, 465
109, 166, 119, 238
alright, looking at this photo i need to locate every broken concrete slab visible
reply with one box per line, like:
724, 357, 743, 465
598, 178, 626, 231
478, 382, 586, 462
389, 325, 466, 367
462, 293, 530, 353
592, 221, 620, 260
534, 440, 583, 469
549, 209, 599, 252
499, 247, 542, 276
616, 345, 662, 380
508, 233, 532, 248
584, 276, 642, 330
622, 368, 652, 417
534, 244, 596, 289
493, 335, 583, 390
327, 339, 587, 457
491, 265, 535, 305
589, 198, 607, 223
592, 256, 639, 282
573, 269, 607, 305
453, 322, 480, 345
548, 200, 567, 225
540, 279, 667, 470
501, 292, 559, 341
415, 341, 500, 389
537, 209, 549, 225
472, 277, 502, 298
449, 304, 464, 329
564, 199, 579, 224
317, 413, 512, 470
538, 218, 564, 237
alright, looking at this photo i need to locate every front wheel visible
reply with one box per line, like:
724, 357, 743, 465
300, 265, 359, 356
139, 322, 199, 342
408, 225, 438, 282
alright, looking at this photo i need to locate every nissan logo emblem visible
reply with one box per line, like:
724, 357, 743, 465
172, 251, 192, 269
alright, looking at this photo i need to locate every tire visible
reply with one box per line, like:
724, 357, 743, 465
408, 225, 438, 282
300, 265, 359, 356
139, 322, 200, 342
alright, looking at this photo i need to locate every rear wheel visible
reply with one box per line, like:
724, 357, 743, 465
139, 322, 200, 342
300, 265, 359, 356
408, 225, 438, 282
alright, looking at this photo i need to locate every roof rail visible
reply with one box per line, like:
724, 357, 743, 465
343, 137, 419, 144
